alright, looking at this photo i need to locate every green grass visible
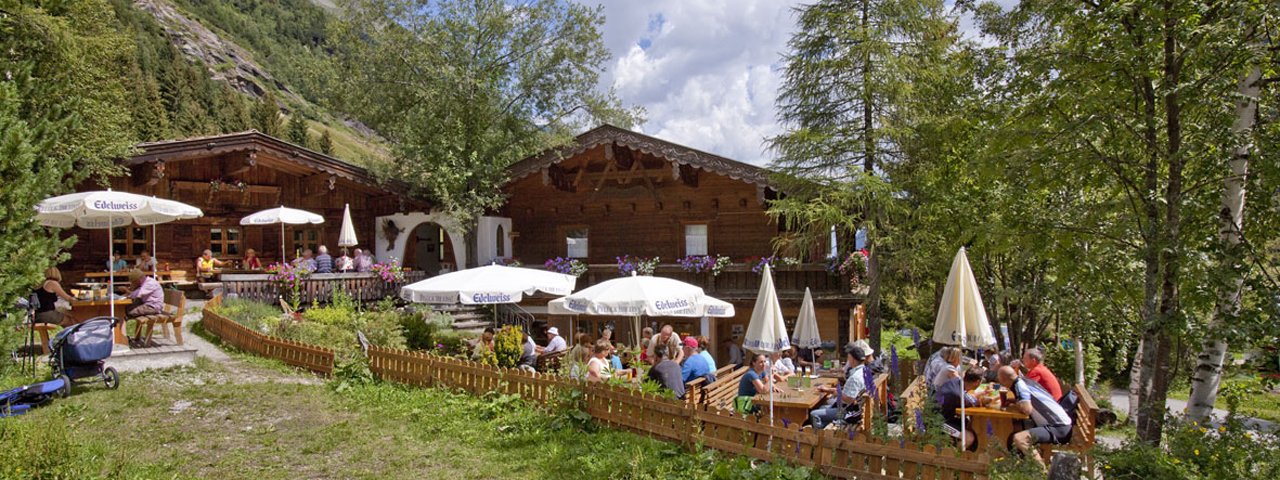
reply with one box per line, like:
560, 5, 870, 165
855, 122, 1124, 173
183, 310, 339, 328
0, 357, 820, 479
1165, 375, 1280, 423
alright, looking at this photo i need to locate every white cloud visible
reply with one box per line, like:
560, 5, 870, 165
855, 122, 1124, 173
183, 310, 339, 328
585, 0, 799, 166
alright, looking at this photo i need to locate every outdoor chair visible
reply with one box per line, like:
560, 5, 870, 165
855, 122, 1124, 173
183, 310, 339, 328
131, 290, 187, 346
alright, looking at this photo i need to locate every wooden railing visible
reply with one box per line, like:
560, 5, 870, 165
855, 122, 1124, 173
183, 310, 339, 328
200, 299, 993, 478
367, 347, 992, 479
201, 296, 335, 375
581, 263, 854, 300
220, 271, 426, 304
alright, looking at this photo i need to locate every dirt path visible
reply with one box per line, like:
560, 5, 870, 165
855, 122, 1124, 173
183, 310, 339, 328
180, 299, 320, 386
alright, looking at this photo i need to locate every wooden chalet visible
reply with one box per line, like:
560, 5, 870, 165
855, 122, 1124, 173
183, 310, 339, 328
60, 131, 426, 277
496, 125, 862, 361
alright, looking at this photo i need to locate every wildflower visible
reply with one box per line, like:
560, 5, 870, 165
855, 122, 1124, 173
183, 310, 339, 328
1194, 449, 1199, 456
1173, 459, 1180, 464
1105, 465, 1111, 470
1218, 426, 1226, 433
1199, 427, 1207, 433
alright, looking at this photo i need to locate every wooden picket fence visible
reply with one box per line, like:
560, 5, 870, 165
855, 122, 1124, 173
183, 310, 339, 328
201, 296, 335, 375
367, 346, 992, 479
200, 298, 991, 478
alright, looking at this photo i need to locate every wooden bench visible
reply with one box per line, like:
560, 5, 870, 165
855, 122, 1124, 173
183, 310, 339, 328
899, 375, 927, 434
701, 366, 751, 412
684, 364, 735, 405
132, 290, 187, 345
1039, 384, 1099, 468
31, 323, 60, 355
535, 349, 568, 373
858, 373, 891, 432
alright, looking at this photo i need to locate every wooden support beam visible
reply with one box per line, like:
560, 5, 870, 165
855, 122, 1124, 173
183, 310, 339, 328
130, 160, 165, 187
301, 173, 336, 196
226, 151, 258, 176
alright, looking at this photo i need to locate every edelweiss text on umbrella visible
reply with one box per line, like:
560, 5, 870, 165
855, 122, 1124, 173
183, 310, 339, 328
472, 293, 512, 303
93, 200, 139, 210
654, 299, 690, 311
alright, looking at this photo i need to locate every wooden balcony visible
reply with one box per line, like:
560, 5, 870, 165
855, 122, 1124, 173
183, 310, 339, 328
579, 263, 859, 304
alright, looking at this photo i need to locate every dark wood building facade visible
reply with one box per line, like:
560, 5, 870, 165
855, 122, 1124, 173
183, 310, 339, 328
500, 125, 861, 360
61, 131, 424, 275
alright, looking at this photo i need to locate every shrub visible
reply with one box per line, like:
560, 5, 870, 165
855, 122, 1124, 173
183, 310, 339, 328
212, 297, 281, 331
355, 309, 409, 351
494, 326, 524, 368
303, 305, 355, 327
1041, 341, 1100, 388
398, 308, 454, 351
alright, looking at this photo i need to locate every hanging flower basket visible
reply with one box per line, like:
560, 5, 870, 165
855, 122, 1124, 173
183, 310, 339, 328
616, 255, 659, 276
676, 254, 732, 276
544, 257, 587, 277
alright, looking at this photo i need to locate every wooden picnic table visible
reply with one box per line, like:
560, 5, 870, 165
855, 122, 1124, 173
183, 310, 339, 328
753, 376, 838, 426
64, 298, 133, 345
961, 406, 1029, 452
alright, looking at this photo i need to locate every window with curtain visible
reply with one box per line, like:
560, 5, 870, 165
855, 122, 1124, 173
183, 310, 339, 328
684, 224, 708, 256
210, 227, 241, 257
290, 227, 321, 257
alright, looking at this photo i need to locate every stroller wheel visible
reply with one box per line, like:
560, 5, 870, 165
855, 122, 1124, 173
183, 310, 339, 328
57, 375, 72, 398
103, 367, 120, 390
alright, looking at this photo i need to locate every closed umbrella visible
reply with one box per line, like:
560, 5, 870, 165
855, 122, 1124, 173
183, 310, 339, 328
791, 287, 821, 369
240, 206, 324, 262
36, 190, 204, 323
743, 264, 790, 426
337, 204, 358, 248
932, 247, 996, 442
546, 273, 735, 347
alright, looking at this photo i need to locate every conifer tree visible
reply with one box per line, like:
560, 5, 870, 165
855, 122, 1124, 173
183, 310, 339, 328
286, 114, 309, 146
318, 129, 334, 155
253, 90, 283, 137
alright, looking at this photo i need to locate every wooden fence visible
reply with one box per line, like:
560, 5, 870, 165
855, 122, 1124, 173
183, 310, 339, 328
200, 299, 991, 478
367, 346, 992, 479
221, 271, 426, 304
201, 296, 335, 375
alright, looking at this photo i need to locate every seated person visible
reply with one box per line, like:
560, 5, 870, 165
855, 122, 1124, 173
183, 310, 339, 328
353, 248, 373, 272
795, 346, 824, 371
292, 249, 317, 272
336, 248, 355, 272
124, 270, 165, 338
647, 325, 684, 364
470, 328, 495, 360
107, 252, 128, 272
648, 345, 686, 399
517, 334, 538, 371
243, 249, 263, 270
934, 368, 985, 451
736, 353, 781, 414
586, 339, 614, 383
680, 337, 712, 383
923, 346, 952, 390
696, 336, 717, 371
932, 347, 965, 389
536, 327, 566, 355
998, 366, 1073, 470
810, 343, 873, 429
135, 250, 158, 273
608, 342, 624, 371
770, 349, 795, 381
32, 267, 76, 327
314, 245, 334, 273
195, 249, 227, 279
1017, 347, 1063, 401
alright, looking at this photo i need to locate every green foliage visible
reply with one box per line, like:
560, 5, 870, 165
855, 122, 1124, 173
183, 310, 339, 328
211, 297, 283, 332
286, 114, 310, 146
494, 326, 524, 368
397, 308, 456, 351
318, 129, 334, 154
330, 0, 640, 243
0, 406, 110, 479
253, 90, 283, 137
1097, 415, 1280, 479
1042, 342, 1101, 389
214, 298, 406, 360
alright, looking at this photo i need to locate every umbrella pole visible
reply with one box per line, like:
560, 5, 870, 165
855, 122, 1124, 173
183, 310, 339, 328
280, 222, 286, 262
152, 225, 157, 278
108, 218, 115, 321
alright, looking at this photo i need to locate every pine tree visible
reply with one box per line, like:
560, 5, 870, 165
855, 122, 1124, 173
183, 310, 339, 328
318, 129, 334, 155
253, 90, 283, 136
286, 114, 309, 146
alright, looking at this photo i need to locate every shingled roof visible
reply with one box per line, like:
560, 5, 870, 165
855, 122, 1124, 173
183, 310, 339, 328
506, 124, 774, 188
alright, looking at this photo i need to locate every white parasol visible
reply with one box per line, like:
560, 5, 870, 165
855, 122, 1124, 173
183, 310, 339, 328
791, 287, 822, 367
546, 273, 735, 346
239, 206, 325, 262
743, 264, 790, 427
337, 203, 358, 248
932, 247, 996, 444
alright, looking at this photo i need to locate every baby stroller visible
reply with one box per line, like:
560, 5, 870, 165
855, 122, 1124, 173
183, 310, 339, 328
48, 316, 120, 394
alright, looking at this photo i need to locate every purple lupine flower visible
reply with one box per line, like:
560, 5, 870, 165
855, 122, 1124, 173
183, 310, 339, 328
890, 345, 899, 380
863, 365, 876, 399
848, 429, 856, 440
915, 409, 925, 432
781, 418, 791, 428
911, 328, 920, 349
986, 419, 994, 438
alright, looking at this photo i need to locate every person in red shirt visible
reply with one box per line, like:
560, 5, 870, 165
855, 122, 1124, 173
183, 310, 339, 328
1018, 347, 1063, 401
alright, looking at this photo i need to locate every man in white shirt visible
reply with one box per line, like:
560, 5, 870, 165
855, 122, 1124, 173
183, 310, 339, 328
646, 325, 683, 364
538, 327, 567, 354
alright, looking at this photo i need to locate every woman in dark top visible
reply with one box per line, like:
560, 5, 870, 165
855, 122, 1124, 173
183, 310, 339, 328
34, 267, 76, 326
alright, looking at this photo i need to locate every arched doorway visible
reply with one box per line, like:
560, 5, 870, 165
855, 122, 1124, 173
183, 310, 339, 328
403, 222, 455, 276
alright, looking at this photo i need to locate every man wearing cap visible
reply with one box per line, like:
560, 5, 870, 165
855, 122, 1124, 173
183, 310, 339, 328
680, 336, 712, 383
809, 343, 875, 429
537, 327, 567, 354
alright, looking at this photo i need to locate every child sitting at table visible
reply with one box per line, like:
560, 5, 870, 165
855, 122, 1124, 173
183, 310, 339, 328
934, 367, 986, 451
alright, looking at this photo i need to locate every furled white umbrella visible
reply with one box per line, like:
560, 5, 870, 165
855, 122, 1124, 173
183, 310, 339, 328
932, 247, 997, 442
743, 264, 791, 426
337, 203, 358, 248
791, 287, 822, 368
546, 273, 735, 346
36, 190, 204, 323
239, 206, 325, 262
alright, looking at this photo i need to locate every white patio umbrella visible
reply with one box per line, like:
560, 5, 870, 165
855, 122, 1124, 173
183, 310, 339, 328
147, 197, 203, 276
401, 264, 576, 304
791, 287, 822, 369
337, 203, 358, 248
239, 206, 324, 262
36, 190, 204, 321
743, 264, 791, 426
932, 247, 997, 442
546, 273, 736, 346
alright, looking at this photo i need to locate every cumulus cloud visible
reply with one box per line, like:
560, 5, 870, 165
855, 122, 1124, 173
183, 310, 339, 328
584, 0, 799, 166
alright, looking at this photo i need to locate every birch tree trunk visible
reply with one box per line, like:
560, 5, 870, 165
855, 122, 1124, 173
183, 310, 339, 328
1185, 67, 1261, 423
